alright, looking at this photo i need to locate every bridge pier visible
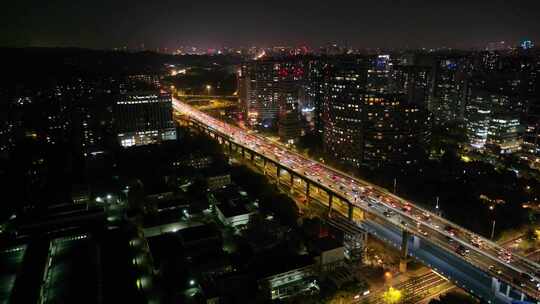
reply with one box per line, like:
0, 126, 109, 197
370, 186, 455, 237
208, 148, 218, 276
327, 192, 333, 216
412, 235, 420, 250
399, 230, 410, 273
348, 203, 353, 220
289, 172, 294, 187
505, 284, 510, 297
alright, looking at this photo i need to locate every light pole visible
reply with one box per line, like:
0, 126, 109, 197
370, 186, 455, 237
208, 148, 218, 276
393, 177, 397, 194
489, 205, 496, 240
206, 84, 212, 96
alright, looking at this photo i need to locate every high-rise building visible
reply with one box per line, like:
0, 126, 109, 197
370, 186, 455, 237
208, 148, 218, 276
278, 108, 302, 145
366, 55, 394, 94
321, 58, 429, 167
430, 57, 467, 124
487, 115, 522, 154
305, 59, 326, 133
114, 90, 176, 147
321, 59, 367, 166
238, 59, 305, 128
465, 90, 492, 150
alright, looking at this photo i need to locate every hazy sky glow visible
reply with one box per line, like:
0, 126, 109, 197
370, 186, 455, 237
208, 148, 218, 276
2, 0, 540, 49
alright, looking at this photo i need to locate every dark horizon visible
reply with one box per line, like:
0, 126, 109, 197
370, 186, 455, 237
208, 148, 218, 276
2, 0, 540, 50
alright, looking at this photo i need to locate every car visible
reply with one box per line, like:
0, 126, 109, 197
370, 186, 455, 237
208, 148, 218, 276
521, 272, 535, 282
471, 238, 483, 248
489, 265, 502, 275
444, 225, 456, 236
455, 245, 469, 256
513, 277, 526, 287
498, 251, 512, 263
418, 229, 428, 236
367, 203, 373, 207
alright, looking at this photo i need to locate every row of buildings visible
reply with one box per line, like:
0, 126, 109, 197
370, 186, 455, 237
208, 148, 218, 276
237, 48, 540, 168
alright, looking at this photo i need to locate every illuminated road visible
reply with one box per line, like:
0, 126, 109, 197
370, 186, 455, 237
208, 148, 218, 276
356, 270, 451, 304
173, 98, 540, 302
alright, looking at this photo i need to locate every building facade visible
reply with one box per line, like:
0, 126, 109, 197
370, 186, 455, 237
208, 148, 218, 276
114, 90, 176, 147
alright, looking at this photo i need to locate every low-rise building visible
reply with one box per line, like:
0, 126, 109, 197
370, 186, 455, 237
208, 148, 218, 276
215, 199, 255, 228
257, 255, 319, 300
207, 174, 232, 191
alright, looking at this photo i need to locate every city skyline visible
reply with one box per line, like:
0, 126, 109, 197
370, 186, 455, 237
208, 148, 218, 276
2, 0, 540, 50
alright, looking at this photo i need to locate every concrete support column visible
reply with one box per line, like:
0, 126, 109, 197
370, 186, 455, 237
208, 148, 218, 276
505, 284, 510, 297
228, 141, 232, 154
250, 152, 254, 161
290, 172, 294, 186
399, 230, 410, 273
491, 277, 500, 294
263, 158, 267, 175
412, 235, 420, 250
521, 292, 525, 301
241, 147, 245, 159
328, 192, 333, 214
348, 202, 353, 220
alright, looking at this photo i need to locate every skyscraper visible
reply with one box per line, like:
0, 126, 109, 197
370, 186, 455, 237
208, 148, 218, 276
465, 90, 492, 150
238, 58, 305, 128
321, 57, 429, 168
430, 57, 467, 124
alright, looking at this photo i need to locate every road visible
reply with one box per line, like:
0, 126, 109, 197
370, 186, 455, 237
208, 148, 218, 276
173, 98, 540, 302
356, 271, 452, 304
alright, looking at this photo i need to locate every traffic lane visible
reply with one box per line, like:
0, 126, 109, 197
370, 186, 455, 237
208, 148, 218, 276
363, 220, 507, 304
174, 100, 540, 295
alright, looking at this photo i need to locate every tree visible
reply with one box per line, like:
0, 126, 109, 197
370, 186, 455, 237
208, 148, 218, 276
382, 287, 402, 304
525, 226, 538, 243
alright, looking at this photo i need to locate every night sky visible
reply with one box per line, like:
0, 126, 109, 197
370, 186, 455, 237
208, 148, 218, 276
2, 0, 540, 49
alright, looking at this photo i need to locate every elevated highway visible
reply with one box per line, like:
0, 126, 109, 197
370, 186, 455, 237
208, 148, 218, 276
173, 97, 540, 303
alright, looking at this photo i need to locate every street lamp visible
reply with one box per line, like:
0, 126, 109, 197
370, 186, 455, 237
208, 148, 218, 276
489, 205, 496, 240
205, 85, 212, 95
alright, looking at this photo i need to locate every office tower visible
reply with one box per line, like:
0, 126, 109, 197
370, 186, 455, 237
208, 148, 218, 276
114, 90, 176, 147
306, 59, 326, 133
407, 66, 431, 107
322, 59, 367, 166
465, 90, 492, 150
430, 57, 467, 124
366, 55, 394, 94
487, 115, 522, 154
321, 58, 428, 167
